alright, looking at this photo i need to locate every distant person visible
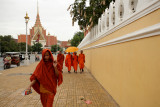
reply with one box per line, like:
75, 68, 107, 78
3, 55, 6, 61
35, 53, 40, 61
57, 51, 65, 72
35, 53, 37, 59
26, 49, 63, 107
78, 50, 85, 73
28, 54, 30, 60
72, 52, 78, 73
65, 52, 72, 73
19, 54, 22, 60
5, 55, 11, 64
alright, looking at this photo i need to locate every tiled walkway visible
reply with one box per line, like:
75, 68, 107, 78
0, 62, 119, 107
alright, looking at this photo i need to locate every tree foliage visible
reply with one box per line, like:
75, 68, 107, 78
0, 35, 37, 55
18, 42, 32, 52
71, 32, 84, 47
51, 45, 62, 53
0, 35, 18, 53
31, 42, 43, 53
68, 0, 114, 30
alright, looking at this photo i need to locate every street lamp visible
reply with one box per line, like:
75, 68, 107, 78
24, 12, 29, 65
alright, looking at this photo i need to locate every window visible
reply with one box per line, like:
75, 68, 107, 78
119, 2, 124, 20
107, 12, 109, 28
112, 6, 115, 25
130, 0, 138, 13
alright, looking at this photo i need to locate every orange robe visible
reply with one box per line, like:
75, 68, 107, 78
65, 54, 72, 71
78, 54, 85, 69
57, 53, 64, 71
72, 54, 78, 71
30, 49, 63, 107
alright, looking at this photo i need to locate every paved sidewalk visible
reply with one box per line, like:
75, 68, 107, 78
0, 62, 119, 107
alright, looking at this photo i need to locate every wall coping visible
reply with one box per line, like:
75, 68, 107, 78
82, 23, 160, 50
78, 0, 160, 49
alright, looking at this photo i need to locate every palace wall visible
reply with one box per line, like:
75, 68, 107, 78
78, 0, 160, 107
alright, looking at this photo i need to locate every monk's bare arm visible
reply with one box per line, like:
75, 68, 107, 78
27, 80, 36, 90
54, 66, 59, 77
30, 80, 36, 87
53, 61, 59, 77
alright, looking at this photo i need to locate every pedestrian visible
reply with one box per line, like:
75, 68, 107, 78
26, 49, 63, 107
28, 54, 30, 60
57, 51, 65, 72
78, 50, 85, 73
65, 52, 72, 73
72, 52, 78, 73
5, 54, 11, 64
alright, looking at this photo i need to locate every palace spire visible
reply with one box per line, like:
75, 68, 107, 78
34, 0, 42, 27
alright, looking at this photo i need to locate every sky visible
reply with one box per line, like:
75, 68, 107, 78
0, 0, 80, 41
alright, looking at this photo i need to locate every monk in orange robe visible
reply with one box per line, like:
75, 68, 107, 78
72, 52, 78, 73
27, 49, 63, 107
57, 51, 64, 72
78, 50, 85, 73
65, 52, 72, 73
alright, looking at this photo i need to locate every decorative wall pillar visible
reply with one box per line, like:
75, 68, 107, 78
115, 0, 124, 24
123, 0, 131, 19
109, 1, 115, 28
106, 10, 109, 30
98, 18, 101, 34
101, 13, 105, 32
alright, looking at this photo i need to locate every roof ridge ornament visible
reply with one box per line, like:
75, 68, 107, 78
37, 0, 39, 15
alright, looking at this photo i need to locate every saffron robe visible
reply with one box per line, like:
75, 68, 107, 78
57, 53, 64, 71
65, 54, 72, 71
30, 49, 63, 107
72, 54, 78, 71
78, 54, 85, 69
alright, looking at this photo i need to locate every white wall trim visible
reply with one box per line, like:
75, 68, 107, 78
78, 0, 160, 49
82, 23, 160, 50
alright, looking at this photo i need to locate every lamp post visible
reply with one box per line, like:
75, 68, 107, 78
24, 12, 29, 65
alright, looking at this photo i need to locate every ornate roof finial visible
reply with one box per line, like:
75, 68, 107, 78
37, 0, 39, 15
34, 0, 42, 27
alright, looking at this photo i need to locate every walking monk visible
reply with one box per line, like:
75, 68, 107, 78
57, 51, 64, 72
72, 52, 78, 73
65, 52, 72, 73
78, 50, 85, 73
26, 49, 63, 107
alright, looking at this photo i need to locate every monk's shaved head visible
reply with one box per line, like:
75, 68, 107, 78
81, 50, 83, 54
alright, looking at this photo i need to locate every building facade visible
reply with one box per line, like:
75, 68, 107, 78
18, 5, 57, 49
60, 41, 71, 51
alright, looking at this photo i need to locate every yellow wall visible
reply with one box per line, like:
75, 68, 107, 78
80, 9, 160, 107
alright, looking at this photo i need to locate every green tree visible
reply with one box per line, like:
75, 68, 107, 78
51, 45, 61, 53
10, 40, 18, 52
0, 35, 33, 56
68, 0, 114, 30
71, 32, 84, 47
31, 42, 43, 53
18, 42, 32, 52
0, 35, 19, 54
